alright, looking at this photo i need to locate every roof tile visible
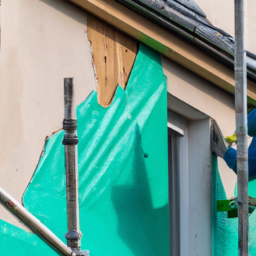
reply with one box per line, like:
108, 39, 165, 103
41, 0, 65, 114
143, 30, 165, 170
172, 0, 206, 17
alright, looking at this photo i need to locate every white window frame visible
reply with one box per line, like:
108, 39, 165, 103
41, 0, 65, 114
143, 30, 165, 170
168, 93, 212, 256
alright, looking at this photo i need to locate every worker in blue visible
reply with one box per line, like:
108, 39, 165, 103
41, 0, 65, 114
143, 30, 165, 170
223, 109, 256, 180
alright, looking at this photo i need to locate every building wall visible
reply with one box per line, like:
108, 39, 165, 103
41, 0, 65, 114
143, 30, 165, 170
166, 0, 256, 201
0, 0, 245, 237
196, 0, 256, 54
0, 0, 95, 227
162, 55, 237, 199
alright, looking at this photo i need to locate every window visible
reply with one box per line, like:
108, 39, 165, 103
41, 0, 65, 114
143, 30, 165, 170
167, 99, 212, 255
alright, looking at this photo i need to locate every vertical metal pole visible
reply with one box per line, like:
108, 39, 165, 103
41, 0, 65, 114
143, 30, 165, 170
63, 78, 88, 256
234, 1, 248, 255
63, 78, 80, 248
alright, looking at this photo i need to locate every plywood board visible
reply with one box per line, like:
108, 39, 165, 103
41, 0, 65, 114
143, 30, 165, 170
87, 14, 138, 107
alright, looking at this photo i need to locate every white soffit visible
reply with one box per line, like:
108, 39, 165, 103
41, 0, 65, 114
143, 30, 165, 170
167, 93, 209, 121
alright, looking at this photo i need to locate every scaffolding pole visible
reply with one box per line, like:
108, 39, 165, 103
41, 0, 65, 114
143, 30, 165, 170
0, 186, 73, 256
234, 0, 248, 255
62, 78, 89, 256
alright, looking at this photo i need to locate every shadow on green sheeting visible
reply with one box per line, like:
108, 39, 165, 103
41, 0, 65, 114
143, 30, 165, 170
213, 154, 256, 255
0, 43, 169, 256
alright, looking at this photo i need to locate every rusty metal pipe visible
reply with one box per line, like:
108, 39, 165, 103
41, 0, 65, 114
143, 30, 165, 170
234, 0, 248, 255
0, 186, 73, 256
62, 78, 81, 250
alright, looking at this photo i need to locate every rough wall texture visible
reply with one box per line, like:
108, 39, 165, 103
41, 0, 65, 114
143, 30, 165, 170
0, 0, 95, 227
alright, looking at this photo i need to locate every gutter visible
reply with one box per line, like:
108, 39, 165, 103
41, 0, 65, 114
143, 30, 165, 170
115, 0, 256, 84
69, 0, 256, 105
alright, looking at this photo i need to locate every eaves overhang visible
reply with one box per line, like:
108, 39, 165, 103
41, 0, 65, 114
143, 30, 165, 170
69, 0, 256, 105
116, 0, 256, 83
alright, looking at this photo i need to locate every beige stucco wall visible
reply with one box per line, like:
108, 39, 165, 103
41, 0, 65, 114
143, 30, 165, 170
162, 55, 237, 199
197, 0, 256, 54
0, 0, 95, 227
0, 0, 249, 231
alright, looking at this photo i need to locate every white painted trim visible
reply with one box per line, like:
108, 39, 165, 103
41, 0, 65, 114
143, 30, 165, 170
168, 105, 212, 256
167, 123, 184, 136
167, 93, 208, 121
188, 119, 212, 255
167, 110, 187, 136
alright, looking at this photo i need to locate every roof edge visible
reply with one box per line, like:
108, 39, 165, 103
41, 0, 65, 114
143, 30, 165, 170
69, 0, 256, 105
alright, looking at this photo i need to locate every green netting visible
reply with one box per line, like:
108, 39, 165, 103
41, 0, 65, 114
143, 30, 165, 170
213, 154, 256, 255
0, 43, 169, 256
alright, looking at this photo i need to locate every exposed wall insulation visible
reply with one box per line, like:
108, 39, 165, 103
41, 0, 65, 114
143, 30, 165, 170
0, 44, 169, 256
87, 14, 138, 107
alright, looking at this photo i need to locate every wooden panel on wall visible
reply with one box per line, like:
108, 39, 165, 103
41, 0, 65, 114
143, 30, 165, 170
87, 14, 138, 107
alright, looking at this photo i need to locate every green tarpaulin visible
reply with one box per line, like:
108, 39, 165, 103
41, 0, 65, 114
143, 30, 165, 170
213, 154, 256, 255
0, 44, 169, 256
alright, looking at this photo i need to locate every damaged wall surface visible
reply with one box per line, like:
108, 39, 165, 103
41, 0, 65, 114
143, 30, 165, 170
0, 1, 251, 254
0, 0, 95, 227
0, 44, 169, 256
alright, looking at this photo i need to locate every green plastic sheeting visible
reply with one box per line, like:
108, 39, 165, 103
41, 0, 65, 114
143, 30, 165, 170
0, 43, 169, 256
212, 154, 256, 255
